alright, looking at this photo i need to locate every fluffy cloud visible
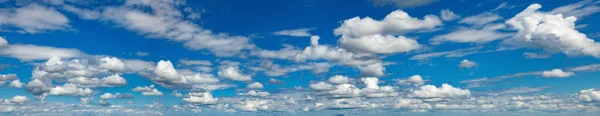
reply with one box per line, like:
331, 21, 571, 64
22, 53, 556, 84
309, 82, 335, 91
334, 9, 440, 38
411, 83, 471, 98
154, 60, 180, 81
0, 37, 7, 48
504, 4, 600, 58
273, 28, 314, 37
430, 27, 513, 44
339, 34, 421, 54
440, 9, 460, 21
234, 100, 270, 112
369, 0, 439, 8
11, 96, 29, 104
48, 83, 93, 96
218, 66, 252, 81
99, 57, 125, 72
0, 74, 18, 84
254, 36, 386, 76
247, 82, 264, 89
102, 74, 126, 85
459, 59, 478, 69
328, 75, 351, 84
9, 80, 24, 88
183, 92, 217, 104
0, 4, 69, 33
132, 85, 163, 96
541, 69, 574, 78
239, 90, 271, 97
579, 89, 600, 102
396, 75, 426, 86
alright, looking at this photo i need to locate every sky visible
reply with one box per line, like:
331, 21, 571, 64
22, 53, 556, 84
1, 0, 600, 115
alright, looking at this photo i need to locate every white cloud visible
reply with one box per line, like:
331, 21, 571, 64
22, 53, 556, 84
135, 51, 149, 56
239, 90, 270, 97
579, 89, 600, 102
396, 75, 426, 86
460, 12, 502, 25
65, 1, 255, 57
48, 83, 93, 96
273, 28, 314, 37
183, 92, 217, 104
504, 4, 600, 58
0, 74, 17, 84
459, 59, 478, 69
254, 36, 386, 76
218, 66, 251, 81
11, 95, 29, 104
339, 34, 421, 54
541, 69, 574, 78
100, 93, 119, 100
369, 0, 439, 8
99, 57, 125, 72
132, 85, 163, 96
247, 82, 264, 89
0, 37, 7, 48
0, 44, 84, 61
328, 75, 351, 84
334, 10, 441, 37
0, 4, 69, 33
9, 80, 24, 88
394, 98, 432, 110
234, 100, 269, 112
411, 83, 471, 98
152, 60, 184, 83
102, 74, 126, 85
268, 78, 284, 84
309, 82, 335, 91
440, 9, 460, 21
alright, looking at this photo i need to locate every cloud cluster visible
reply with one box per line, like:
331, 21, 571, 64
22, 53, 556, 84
504, 4, 600, 58
0, 4, 70, 33
411, 84, 471, 98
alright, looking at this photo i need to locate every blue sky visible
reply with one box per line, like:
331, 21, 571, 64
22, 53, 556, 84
2, 0, 600, 115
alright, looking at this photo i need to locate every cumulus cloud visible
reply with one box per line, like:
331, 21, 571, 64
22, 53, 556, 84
459, 59, 478, 69
273, 28, 314, 37
183, 92, 217, 104
11, 95, 29, 104
440, 9, 460, 21
234, 100, 270, 112
218, 66, 252, 81
102, 74, 126, 85
254, 36, 386, 76
395, 75, 426, 86
333, 10, 438, 54
0, 37, 7, 48
541, 69, 574, 78
48, 83, 93, 96
0, 74, 18, 85
247, 82, 264, 89
238, 90, 271, 97
9, 80, 24, 88
579, 89, 600, 102
504, 4, 600, 58
99, 57, 125, 72
132, 85, 163, 96
328, 75, 351, 84
339, 34, 421, 54
369, 0, 439, 8
309, 82, 335, 91
411, 83, 471, 98
0, 4, 70, 33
